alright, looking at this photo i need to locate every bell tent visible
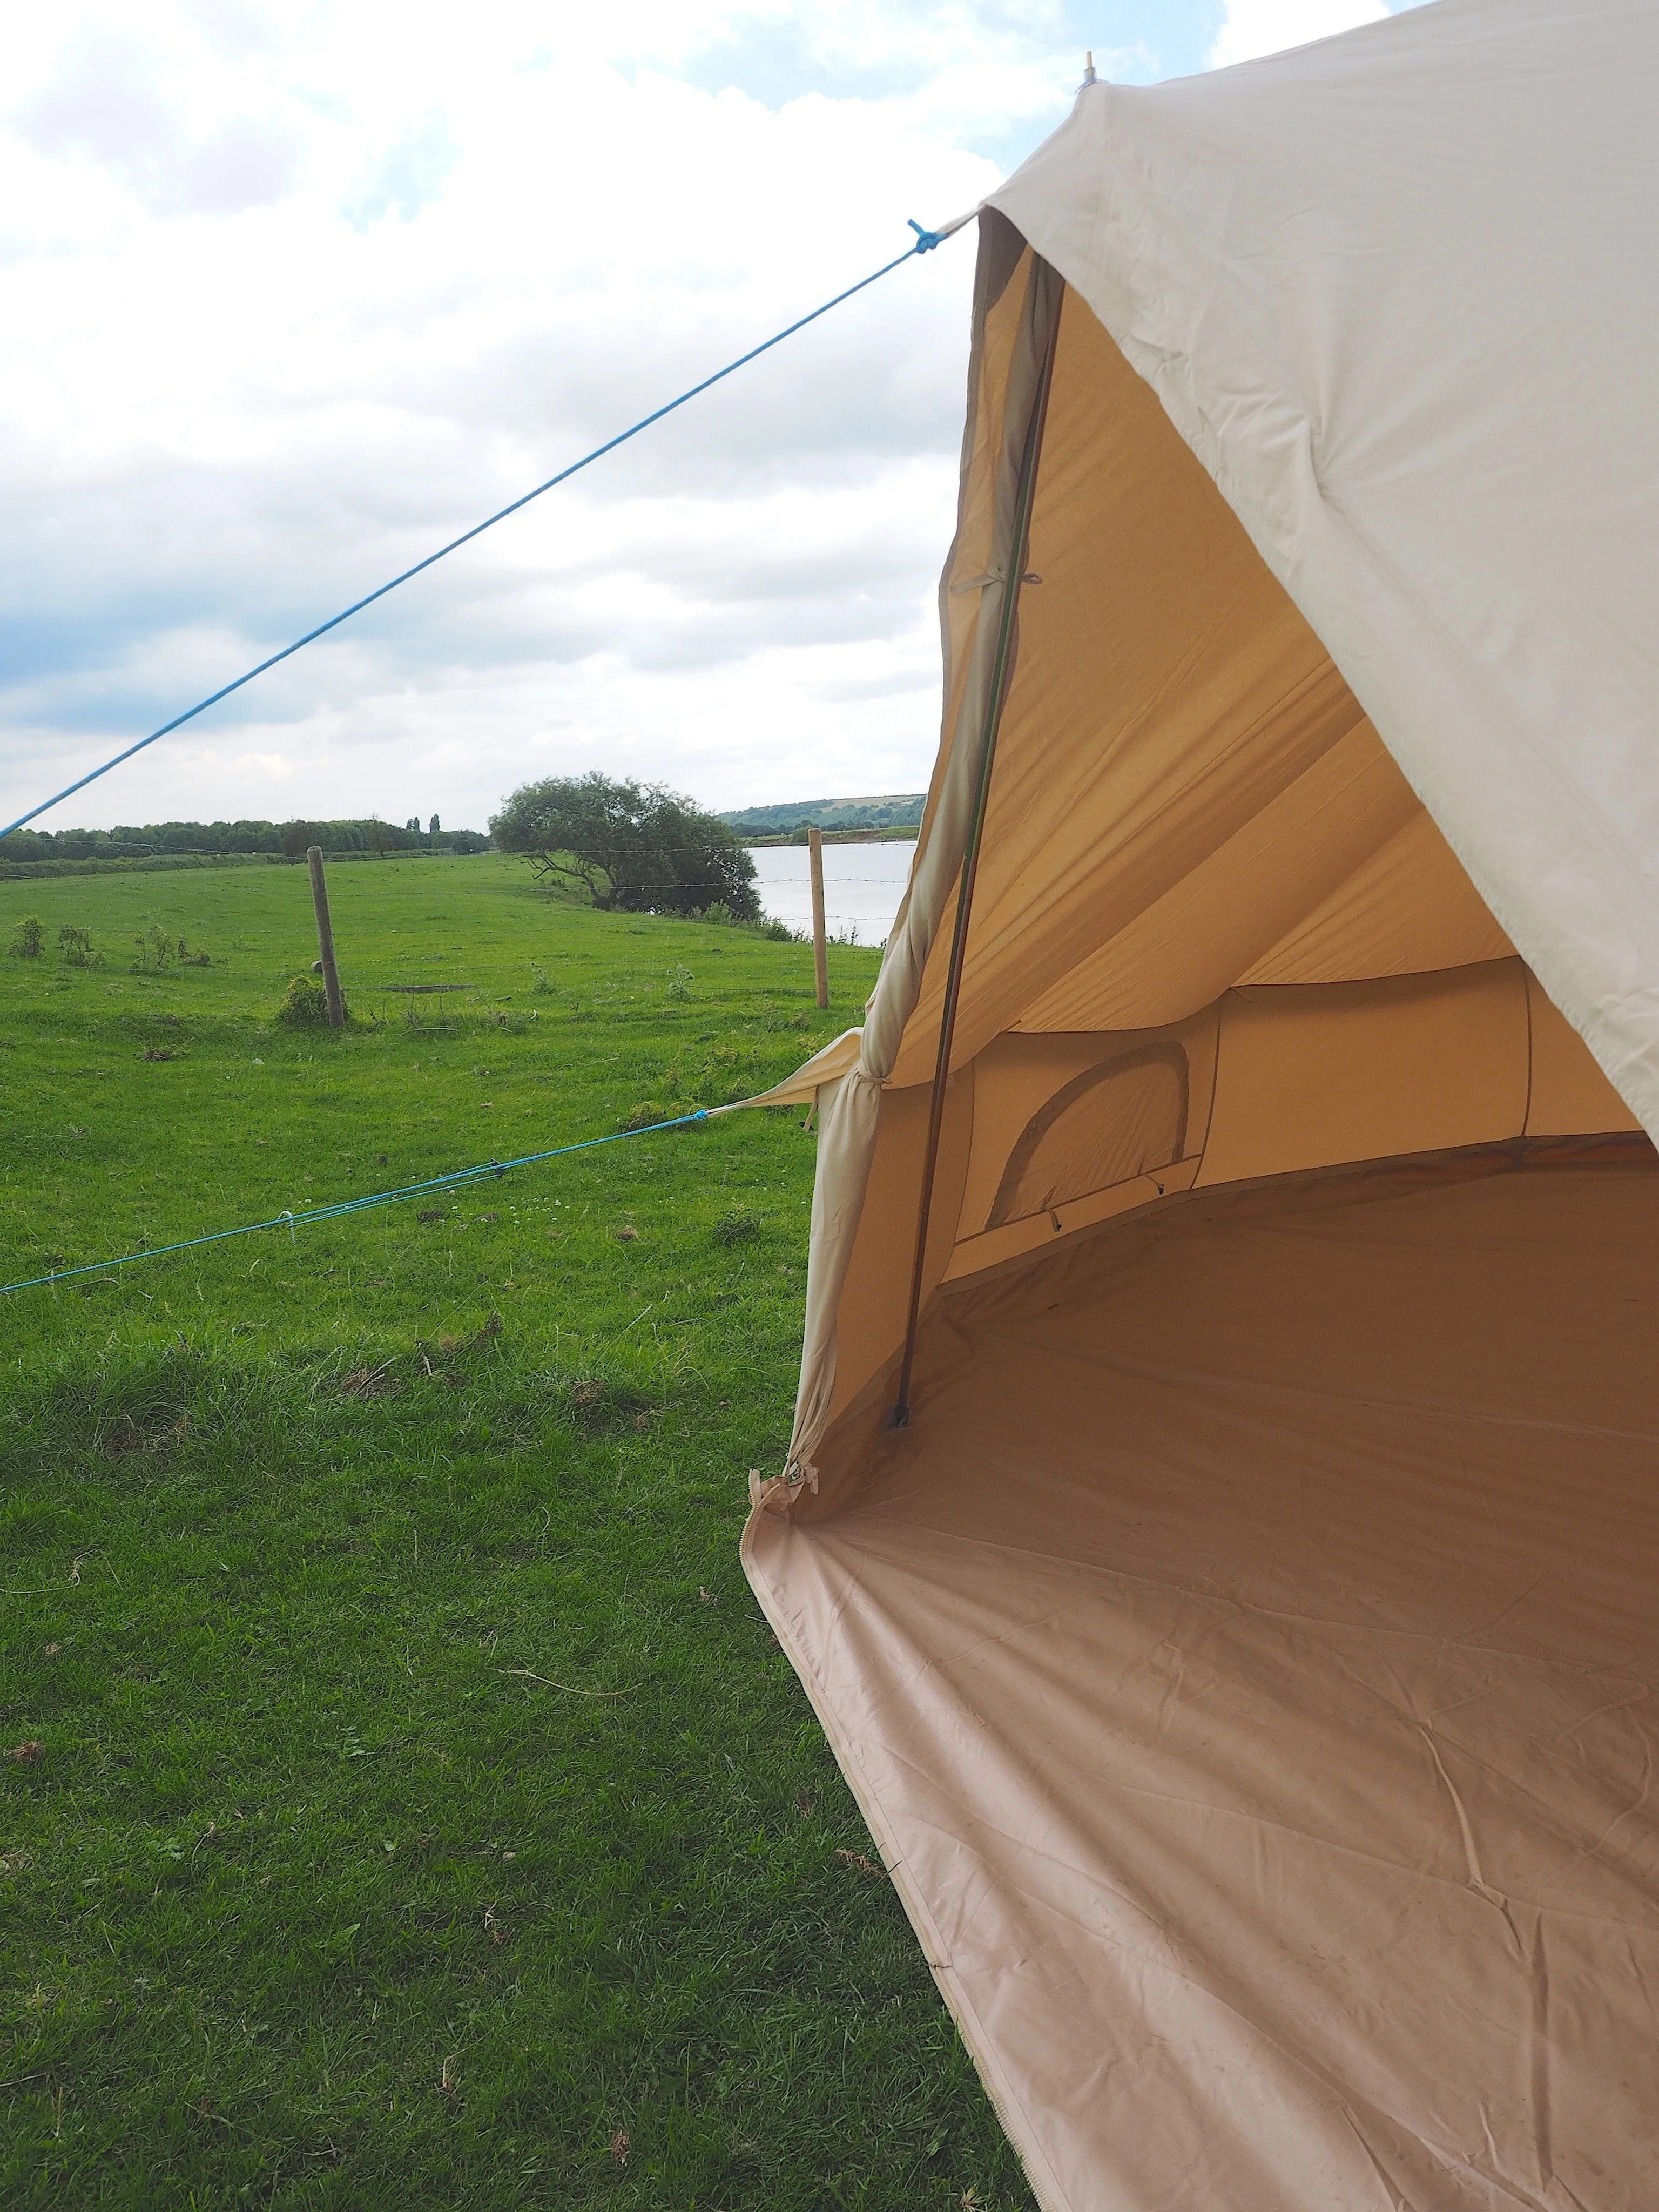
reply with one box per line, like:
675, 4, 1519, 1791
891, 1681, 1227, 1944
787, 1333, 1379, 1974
740, 2, 1659, 2206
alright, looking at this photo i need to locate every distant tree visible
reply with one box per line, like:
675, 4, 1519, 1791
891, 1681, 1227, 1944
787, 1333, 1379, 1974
279, 820, 318, 861
428, 813, 440, 837
406, 817, 420, 835
490, 773, 759, 919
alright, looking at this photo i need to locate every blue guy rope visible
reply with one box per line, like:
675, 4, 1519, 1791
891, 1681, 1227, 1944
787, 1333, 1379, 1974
3, 217, 963, 841
0, 1109, 709, 1297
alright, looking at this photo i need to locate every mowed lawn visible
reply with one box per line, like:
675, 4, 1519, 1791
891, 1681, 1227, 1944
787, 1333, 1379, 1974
0, 857, 1037, 2211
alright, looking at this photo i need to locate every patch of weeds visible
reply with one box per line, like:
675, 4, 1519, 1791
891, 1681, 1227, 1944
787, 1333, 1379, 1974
129, 922, 207, 973
618, 1100, 668, 1132
8, 915, 44, 959
713, 1208, 762, 1247
57, 925, 100, 969
557, 1372, 657, 1438
665, 965, 694, 1002
101, 1410, 191, 1458
412, 1312, 503, 1384
277, 974, 333, 1027
315, 1359, 403, 1401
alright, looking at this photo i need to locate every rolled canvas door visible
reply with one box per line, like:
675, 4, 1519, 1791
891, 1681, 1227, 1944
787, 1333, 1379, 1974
780, 230, 1064, 1482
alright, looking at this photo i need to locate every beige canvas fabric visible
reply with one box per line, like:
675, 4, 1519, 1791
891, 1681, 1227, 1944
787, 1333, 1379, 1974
746, 1150, 1659, 2210
990, 0, 1659, 1134
767, 245, 1641, 1476
738, 3, 1659, 2203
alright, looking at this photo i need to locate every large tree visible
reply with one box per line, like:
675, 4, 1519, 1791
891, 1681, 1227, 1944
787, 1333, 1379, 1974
489, 773, 760, 919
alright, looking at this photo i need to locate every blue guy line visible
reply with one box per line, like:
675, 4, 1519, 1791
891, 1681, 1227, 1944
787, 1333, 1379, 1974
3, 218, 962, 841
0, 1110, 709, 1298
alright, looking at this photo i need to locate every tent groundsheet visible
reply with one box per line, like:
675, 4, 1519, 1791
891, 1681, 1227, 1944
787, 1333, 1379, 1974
746, 1149, 1659, 2209
747, 1150, 1659, 2208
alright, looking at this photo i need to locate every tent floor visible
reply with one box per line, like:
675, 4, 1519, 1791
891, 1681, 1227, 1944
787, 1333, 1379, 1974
745, 1152, 1659, 2212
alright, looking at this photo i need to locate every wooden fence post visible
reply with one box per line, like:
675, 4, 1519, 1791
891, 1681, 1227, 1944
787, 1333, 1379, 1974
808, 827, 829, 1010
307, 847, 346, 1029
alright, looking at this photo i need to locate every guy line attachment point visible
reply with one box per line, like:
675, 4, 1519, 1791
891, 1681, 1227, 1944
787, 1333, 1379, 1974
908, 219, 943, 252
1082, 50, 1098, 84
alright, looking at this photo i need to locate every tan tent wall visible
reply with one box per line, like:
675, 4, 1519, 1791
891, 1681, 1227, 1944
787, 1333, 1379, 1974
767, 228, 1641, 1480
809, 959, 1637, 1468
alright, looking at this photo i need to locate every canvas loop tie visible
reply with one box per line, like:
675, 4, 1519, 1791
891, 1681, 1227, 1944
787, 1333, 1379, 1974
949, 566, 1043, 595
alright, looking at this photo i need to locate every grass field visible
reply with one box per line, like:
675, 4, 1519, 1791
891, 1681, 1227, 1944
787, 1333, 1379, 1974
0, 857, 1038, 2211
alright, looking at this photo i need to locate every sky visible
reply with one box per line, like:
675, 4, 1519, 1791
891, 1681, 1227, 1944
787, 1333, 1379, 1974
2, 0, 1402, 837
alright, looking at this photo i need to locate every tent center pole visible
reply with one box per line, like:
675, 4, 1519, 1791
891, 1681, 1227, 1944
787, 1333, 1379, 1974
891, 294, 1060, 1428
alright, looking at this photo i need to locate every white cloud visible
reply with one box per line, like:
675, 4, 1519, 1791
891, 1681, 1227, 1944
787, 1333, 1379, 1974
1209, 0, 1390, 70
0, 3, 1164, 834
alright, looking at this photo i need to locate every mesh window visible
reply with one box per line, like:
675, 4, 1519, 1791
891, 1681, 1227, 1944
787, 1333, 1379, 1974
989, 1044, 1189, 1227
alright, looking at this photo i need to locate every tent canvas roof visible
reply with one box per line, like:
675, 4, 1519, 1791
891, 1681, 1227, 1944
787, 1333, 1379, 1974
992, 0, 1659, 1133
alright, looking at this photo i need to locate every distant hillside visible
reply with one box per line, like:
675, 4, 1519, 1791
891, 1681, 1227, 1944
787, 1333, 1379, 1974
718, 793, 925, 836
0, 818, 491, 867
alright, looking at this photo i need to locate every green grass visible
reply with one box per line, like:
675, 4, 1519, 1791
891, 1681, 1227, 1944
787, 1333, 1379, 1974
0, 859, 1037, 2210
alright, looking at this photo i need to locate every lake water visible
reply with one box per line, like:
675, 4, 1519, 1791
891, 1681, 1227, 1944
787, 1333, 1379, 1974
746, 840, 916, 948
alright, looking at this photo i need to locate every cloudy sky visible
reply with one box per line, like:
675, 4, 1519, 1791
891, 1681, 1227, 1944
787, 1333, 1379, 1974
2, 0, 1403, 837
